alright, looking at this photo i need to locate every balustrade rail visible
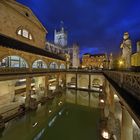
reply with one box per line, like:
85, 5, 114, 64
104, 71, 140, 100
0, 68, 103, 75
0, 68, 30, 74
0, 68, 67, 74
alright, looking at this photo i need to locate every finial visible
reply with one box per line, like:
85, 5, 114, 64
60, 20, 64, 30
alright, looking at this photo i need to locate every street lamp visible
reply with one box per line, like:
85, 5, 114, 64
119, 60, 124, 68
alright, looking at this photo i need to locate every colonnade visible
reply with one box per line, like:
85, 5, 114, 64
66, 73, 104, 91
103, 79, 134, 140
25, 73, 66, 108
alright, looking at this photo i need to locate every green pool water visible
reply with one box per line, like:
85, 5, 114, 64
0, 90, 100, 140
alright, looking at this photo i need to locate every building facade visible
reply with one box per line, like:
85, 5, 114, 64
131, 41, 140, 70
46, 27, 80, 68
82, 53, 107, 69
54, 27, 67, 47
0, 0, 66, 112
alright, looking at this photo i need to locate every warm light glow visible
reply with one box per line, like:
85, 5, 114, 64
58, 101, 63, 106
102, 130, 110, 139
100, 99, 104, 103
19, 79, 26, 82
119, 60, 124, 66
49, 85, 56, 90
49, 110, 52, 113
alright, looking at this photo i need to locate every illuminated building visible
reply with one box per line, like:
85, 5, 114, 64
46, 26, 80, 68
0, 0, 66, 110
131, 41, 140, 70
82, 53, 107, 69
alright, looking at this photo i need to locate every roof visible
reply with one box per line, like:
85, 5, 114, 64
4, 0, 47, 33
0, 34, 65, 61
90, 54, 106, 57
83, 53, 105, 57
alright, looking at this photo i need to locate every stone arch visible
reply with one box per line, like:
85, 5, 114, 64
0, 55, 29, 68
60, 63, 66, 69
49, 62, 59, 69
71, 77, 76, 84
92, 78, 101, 87
78, 76, 89, 88
32, 59, 47, 68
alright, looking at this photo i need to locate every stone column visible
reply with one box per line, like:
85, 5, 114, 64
109, 88, 115, 114
89, 92, 90, 107
89, 74, 91, 90
56, 73, 60, 89
45, 75, 49, 97
25, 77, 32, 108
8, 80, 16, 102
63, 73, 66, 88
76, 73, 78, 89
121, 107, 133, 140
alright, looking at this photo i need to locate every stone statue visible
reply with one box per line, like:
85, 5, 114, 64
109, 53, 113, 70
120, 32, 132, 69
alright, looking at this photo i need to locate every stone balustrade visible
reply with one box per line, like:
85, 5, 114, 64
0, 67, 103, 75
0, 68, 30, 74
0, 68, 67, 75
104, 71, 140, 100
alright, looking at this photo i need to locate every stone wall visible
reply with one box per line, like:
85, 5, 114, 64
0, 0, 46, 49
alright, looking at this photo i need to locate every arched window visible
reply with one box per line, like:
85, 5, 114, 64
32, 60, 47, 69
49, 62, 58, 69
17, 28, 33, 40
1, 56, 28, 68
60, 64, 66, 69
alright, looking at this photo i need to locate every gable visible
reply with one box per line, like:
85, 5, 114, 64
4, 0, 47, 33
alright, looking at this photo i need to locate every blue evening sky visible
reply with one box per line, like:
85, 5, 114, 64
16, 0, 140, 57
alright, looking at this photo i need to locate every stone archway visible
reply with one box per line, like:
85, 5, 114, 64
32, 59, 47, 69
49, 62, 59, 69
0, 55, 29, 68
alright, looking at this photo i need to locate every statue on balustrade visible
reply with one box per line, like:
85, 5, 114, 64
109, 53, 113, 70
120, 32, 132, 69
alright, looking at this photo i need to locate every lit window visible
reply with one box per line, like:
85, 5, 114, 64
17, 28, 33, 40
23, 29, 29, 38
29, 34, 32, 40
18, 30, 22, 35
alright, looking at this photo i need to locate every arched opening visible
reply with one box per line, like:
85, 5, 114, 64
92, 78, 102, 92
79, 77, 88, 89
32, 60, 47, 69
71, 77, 76, 84
92, 79, 101, 87
60, 64, 66, 69
49, 62, 58, 69
0, 55, 28, 68
17, 28, 33, 40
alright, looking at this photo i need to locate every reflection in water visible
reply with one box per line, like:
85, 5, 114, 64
77, 91, 89, 106
0, 89, 101, 140
66, 89, 100, 108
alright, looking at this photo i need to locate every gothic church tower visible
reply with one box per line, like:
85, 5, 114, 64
54, 25, 67, 47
